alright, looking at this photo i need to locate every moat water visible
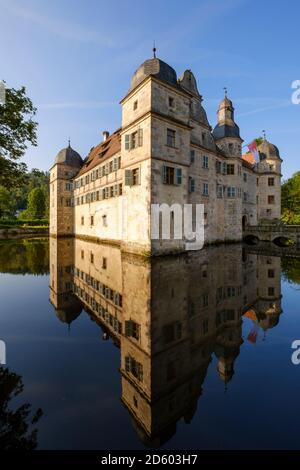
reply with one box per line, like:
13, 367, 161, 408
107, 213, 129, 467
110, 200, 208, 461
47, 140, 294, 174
0, 237, 300, 450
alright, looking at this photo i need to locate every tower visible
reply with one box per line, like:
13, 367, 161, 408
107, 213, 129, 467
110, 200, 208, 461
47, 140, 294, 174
49, 237, 82, 328
49, 142, 83, 236
257, 138, 282, 223
212, 94, 243, 158
213, 94, 244, 241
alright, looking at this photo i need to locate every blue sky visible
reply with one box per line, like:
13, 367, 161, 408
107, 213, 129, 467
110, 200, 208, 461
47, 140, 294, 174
0, 0, 299, 179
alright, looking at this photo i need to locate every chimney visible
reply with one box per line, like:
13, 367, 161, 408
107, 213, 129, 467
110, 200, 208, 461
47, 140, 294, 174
103, 131, 109, 142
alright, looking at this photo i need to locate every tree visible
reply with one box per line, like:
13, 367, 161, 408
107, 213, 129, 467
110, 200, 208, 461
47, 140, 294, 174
0, 84, 38, 189
281, 172, 300, 224
0, 185, 14, 218
0, 366, 43, 450
26, 187, 46, 219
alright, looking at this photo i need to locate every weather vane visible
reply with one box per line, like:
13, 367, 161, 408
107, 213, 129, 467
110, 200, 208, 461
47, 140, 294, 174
262, 130, 266, 140
68, 138, 71, 147
153, 40, 156, 58
223, 86, 228, 97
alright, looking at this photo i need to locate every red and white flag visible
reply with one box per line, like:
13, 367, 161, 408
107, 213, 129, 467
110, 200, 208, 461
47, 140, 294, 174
247, 140, 259, 163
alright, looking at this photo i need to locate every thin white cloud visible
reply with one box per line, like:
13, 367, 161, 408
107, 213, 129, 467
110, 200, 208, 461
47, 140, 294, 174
0, 0, 116, 46
236, 101, 291, 118
39, 101, 117, 110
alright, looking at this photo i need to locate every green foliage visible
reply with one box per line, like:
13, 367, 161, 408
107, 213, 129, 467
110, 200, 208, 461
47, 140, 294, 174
281, 172, 300, 224
281, 257, 300, 286
0, 365, 43, 449
0, 84, 38, 188
12, 169, 49, 214
0, 185, 15, 218
0, 218, 48, 226
0, 238, 49, 274
26, 187, 46, 219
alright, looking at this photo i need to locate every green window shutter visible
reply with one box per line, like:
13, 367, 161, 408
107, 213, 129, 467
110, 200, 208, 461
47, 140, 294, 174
176, 168, 182, 185
125, 320, 132, 337
125, 134, 130, 150
138, 128, 143, 146
125, 169, 133, 186
138, 363, 143, 382
138, 165, 141, 184
125, 356, 130, 372
162, 165, 167, 184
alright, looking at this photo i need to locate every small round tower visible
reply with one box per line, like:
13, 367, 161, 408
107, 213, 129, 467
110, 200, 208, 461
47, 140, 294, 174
49, 141, 82, 236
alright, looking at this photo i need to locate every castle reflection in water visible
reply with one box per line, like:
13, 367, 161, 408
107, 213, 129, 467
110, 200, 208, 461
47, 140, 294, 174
49, 238, 282, 447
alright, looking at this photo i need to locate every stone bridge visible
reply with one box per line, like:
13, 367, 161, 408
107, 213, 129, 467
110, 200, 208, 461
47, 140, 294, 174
243, 225, 300, 247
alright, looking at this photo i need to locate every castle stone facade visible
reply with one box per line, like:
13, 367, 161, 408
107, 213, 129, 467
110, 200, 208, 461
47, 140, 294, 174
50, 55, 282, 255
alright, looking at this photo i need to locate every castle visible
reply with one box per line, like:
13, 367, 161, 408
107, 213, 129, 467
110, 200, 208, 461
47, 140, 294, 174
50, 53, 282, 255
50, 237, 282, 446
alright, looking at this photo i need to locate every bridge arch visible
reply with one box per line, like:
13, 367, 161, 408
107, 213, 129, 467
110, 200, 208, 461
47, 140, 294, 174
243, 234, 259, 245
272, 236, 294, 247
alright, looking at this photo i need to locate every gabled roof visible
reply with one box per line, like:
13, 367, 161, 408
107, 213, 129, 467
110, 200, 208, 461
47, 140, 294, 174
76, 129, 121, 177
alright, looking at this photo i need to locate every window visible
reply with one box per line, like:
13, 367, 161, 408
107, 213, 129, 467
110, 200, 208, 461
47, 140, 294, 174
202, 132, 206, 144
65, 198, 72, 206
85, 175, 89, 185
162, 166, 182, 185
102, 215, 107, 226
228, 143, 234, 152
227, 187, 236, 198
268, 177, 275, 186
125, 356, 143, 381
90, 215, 94, 226
167, 128, 176, 147
80, 250, 84, 260
243, 173, 247, 182
102, 257, 107, 269
162, 322, 182, 344
202, 182, 209, 196
238, 165, 242, 175
168, 96, 174, 108
125, 167, 140, 186
125, 129, 143, 150
125, 320, 140, 340
202, 294, 209, 307
81, 216, 84, 225
268, 269, 275, 278
110, 186, 114, 197
268, 287, 275, 296
269, 164, 274, 171
190, 150, 195, 163
268, 195, 275, 204
133, 100, 138, 110
227, 164, 235, 175
132, 168, 140, 186
189, 177, 195, 193
202, 155, 209, 169
202, 319, 209, 335
90, 253, 94, 264
119, 184, 123, 195
216, 160, 221, 174
243, 192, 247, 202
222, 162, 227, 174
113, 158, 118, 172
65, 182, 73, 190
217, 185, 224, 198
